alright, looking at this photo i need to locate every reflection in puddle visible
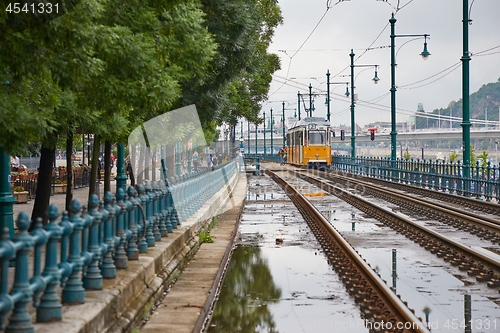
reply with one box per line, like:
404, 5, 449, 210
207, 246, 282, 333
209, 175, 369, 333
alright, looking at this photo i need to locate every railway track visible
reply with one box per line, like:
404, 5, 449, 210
295, 170, 500, 290
331, 170, 500, 216
322, 171, 500, 246
266, 169, 431, 333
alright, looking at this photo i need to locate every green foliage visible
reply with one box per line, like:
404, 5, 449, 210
419, 77, 500, 130
14, 185, 25, 192
449, 151, 460, 163
0, 0, 283, 152
477, 150, 489, 167
403, 151, 411, 161
470, 145, 476, 165
198, 230, 214, 243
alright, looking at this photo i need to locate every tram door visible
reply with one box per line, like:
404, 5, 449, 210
299, 130, 304, 165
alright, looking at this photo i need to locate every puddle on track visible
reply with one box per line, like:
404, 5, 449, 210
208, 176, 370, 333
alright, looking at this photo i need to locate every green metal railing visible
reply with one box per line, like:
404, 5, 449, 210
332, 155, 500, 202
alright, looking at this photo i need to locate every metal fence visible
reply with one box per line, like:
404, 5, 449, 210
11, 168, 91, 199
332, 155, 500, 202
0, 160, 236, 332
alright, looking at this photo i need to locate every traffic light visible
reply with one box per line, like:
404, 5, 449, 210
370, 129, 375, 141
340, 130, 345, 141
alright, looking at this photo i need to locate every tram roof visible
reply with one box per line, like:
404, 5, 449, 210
290, 117, 330, 129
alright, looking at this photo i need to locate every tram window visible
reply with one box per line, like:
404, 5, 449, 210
309, 130, 326, 144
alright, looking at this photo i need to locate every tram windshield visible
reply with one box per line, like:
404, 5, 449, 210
308, 130, 326, 145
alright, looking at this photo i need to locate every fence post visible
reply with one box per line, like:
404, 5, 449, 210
83, 195, 103, 290
37, 205, 63, 322
144, 181, 156, 246
126, 186, 139, 260
114, 188, 128, 269
136, 185, 148, 253
63, 200, 85, 304
5, 213, 35, 331
102, 192, 116, 279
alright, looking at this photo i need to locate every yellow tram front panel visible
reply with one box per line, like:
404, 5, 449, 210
302, 146, 331, 167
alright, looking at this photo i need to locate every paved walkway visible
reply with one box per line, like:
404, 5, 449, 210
141, 176, 247, 333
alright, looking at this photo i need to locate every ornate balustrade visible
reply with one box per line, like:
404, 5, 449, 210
0, 161, 236, 332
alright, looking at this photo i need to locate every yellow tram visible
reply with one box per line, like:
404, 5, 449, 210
286, 117, 331, 169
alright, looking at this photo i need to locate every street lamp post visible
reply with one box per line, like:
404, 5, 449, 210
255, 123, 258, 155
0, 148, 16, 238
389, 13, 430, 163
326, 70, 331, 121
297, 91, 301, 120
349, 49, 380, 159
263, 111, 266, 156
282, 102, 286, 148
461, 0, 471, 188
309, 84, 313, 117
325, 69, 350, 123
270, 108, 274, 155
247, 121, 250, 154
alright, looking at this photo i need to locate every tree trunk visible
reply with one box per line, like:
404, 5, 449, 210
30, 145, 55, 229
88, 134, 101, 200
65, 130, 74, 214
104, 141, 111, 193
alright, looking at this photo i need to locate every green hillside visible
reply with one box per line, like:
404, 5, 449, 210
415, 77, 500, 129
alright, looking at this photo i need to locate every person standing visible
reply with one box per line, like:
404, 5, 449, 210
278, 147, 285, 166
11, 155, 20, 172
192, 151, 199, 171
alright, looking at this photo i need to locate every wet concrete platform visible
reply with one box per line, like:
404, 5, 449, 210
140, 176, 247, 333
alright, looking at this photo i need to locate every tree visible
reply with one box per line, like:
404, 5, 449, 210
449, 151, 460, 163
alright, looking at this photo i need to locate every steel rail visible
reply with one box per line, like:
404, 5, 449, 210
331, 170, 500, 216
322, 172, 500, 239
297, 172, 500, 288
266, 169, 430, 333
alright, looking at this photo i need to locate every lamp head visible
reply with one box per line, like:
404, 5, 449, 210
372, 66, 380, 84
345, 84, 350, 97
421, 36, 431, 60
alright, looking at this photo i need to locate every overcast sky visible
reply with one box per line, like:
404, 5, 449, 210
265, 0, 500, 128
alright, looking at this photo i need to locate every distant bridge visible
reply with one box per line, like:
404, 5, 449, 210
351, 128, 500, 143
